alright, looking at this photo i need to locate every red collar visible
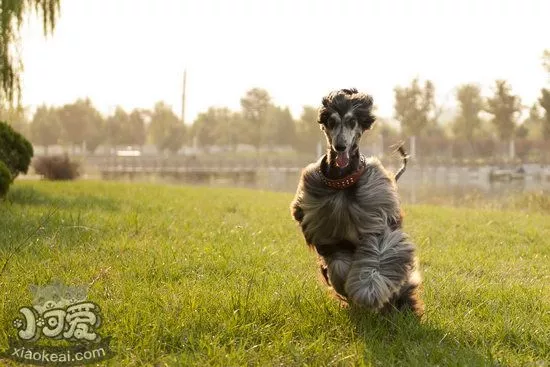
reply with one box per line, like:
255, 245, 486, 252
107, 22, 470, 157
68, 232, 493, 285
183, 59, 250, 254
318, 155, 367, 190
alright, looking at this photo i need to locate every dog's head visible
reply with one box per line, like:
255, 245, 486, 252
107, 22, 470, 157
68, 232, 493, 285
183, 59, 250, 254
318, 88, 375, 168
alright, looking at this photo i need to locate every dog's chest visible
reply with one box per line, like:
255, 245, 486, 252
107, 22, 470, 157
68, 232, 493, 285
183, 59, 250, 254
298, 176, 400, 247
300, 189, 363, 245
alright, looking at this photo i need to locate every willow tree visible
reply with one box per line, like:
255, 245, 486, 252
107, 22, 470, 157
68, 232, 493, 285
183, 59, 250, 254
543, 49, 550, 75
1, 0, 60, 104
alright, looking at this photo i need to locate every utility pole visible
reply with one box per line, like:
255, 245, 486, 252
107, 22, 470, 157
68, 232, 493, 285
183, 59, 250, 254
181, 69, 187, 124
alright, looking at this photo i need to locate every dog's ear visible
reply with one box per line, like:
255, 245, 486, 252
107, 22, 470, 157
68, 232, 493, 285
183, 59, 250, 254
318, 106, 330, 125
359, 112, 376, 131
353, 93, 376, 130
318, 96, 332, 125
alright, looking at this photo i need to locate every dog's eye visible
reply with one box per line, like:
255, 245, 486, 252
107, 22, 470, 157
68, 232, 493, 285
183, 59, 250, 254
326, 117, 335, 129
348, 118, 357, 127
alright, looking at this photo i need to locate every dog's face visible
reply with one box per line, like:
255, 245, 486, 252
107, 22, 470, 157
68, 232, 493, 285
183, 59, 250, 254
318, 88, 376, 168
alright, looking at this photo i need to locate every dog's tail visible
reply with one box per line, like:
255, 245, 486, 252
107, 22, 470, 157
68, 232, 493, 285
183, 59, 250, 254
344, 229, 416, 309
394, 144, 408, 181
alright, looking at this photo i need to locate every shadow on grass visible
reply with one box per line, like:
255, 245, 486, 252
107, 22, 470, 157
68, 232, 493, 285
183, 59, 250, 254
6, 185, 119, 212
1, 186, 116, 277
346, 307, 491, 366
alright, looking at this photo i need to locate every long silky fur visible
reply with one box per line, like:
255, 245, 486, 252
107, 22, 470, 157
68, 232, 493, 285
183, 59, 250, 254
291, 155, 423, 315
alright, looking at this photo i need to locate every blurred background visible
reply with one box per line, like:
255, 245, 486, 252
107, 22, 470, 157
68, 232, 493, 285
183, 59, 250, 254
3, 0, 550, 205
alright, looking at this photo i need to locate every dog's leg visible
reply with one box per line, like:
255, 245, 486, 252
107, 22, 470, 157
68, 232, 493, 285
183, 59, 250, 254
382, 267, 424, 317
290, 183, 305, 224
316, 242, 355, 298
345, 229, 416, 310
324, 252, 353, 297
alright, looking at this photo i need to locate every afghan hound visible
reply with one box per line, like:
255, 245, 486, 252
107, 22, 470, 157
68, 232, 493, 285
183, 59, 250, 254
290, 88, 423, 316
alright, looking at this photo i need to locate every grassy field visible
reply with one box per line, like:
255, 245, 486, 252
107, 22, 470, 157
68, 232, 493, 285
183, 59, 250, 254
0, 181, 549, 366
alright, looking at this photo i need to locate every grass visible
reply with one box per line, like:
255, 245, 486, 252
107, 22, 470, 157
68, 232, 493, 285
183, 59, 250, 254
0, 180, 549, 366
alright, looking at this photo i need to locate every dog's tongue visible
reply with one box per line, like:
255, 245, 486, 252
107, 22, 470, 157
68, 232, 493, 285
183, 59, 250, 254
335, 151, 350, 168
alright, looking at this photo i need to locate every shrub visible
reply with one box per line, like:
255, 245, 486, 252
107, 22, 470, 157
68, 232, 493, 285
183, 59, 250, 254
0, 121, 34, 180
32, 154, 80, 180
0, 161, 11, 198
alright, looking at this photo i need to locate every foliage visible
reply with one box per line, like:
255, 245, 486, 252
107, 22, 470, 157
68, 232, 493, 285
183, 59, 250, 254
192, 107, 232, 151
0, 105, 29, 135
515, 124, 529, 139
126, 109, 147, 147
29, 105, 60, 153
453, 84, 483, 140
212, 110, 241, 152
264, 105, 295, 148
240, 88, 271, 150
394, 78, 436, 137
104, 106, 146, 148
294, 106, 324, 155
543, 49, 550, 76
0, 0, 60, 104
539, 88, 550, 141
57, 98, 104, 152
0, 160, 11, 197
148, 102, 185, 153
32, 154, 80, 180
0, 120, 33, 179
0, 182, 548, 366
485, 80, 522, 141
105, 106, 125, 148
522, 103, 543, 139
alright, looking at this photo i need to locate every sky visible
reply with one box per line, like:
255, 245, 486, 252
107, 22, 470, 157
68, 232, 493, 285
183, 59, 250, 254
19, 0, 550, 123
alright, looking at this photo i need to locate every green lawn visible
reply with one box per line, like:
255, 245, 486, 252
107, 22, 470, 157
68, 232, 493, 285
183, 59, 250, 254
0, 181, 549, 366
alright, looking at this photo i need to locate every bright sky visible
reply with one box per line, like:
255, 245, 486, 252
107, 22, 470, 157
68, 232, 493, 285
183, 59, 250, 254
20, 0, 550, 123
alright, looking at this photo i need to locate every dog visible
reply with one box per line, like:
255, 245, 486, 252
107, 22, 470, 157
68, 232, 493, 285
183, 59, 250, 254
290, 88, 423, 316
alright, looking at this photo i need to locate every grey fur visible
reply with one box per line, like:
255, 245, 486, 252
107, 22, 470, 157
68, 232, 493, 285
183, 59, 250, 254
292, 155, 421, 310
290, 88, 422, 312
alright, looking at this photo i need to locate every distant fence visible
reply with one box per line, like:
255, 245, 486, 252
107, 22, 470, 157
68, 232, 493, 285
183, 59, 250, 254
77, 155, 302, 183
400, 138, 550, 165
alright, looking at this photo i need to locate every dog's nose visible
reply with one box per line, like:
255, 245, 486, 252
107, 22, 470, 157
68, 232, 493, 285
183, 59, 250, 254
335, 144, 346, 152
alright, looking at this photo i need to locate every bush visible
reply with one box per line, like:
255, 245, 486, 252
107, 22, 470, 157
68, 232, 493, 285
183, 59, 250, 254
32, 154, 80, 180
0, 161, 11, 198
0, 121, 34, 180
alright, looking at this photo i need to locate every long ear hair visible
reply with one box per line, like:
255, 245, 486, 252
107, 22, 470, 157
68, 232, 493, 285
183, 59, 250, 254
317, 89, 376, 130
351, 93, 376, 130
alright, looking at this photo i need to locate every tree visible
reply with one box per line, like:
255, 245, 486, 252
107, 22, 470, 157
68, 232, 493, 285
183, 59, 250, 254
1, 0, 61, 104
165, 124, 186, 154
105, 107, 125, 149
57, 98, 104, 153
148, 102, 185, 153
211, 108, 240, 152
105, 106, 145, 148
485, 80, 522, 141
540, 89, 550, 141
191, 107, 230, 152
452, 84, 483, 140
543, 49, 550, 76
294, 106, 324, 155
264, 105, 295, 148
0, 120, 33, 180
0, 105, 29, 135
522, 103, 543, 139
515, 124, 529, 139
393, 78, 436, 137
126, 109, 146, 148
240, 88, 271, 151
30, 105, 61, 154
0, 161, 11, 197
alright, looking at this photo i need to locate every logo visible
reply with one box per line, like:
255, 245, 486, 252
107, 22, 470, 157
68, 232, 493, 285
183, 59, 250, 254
1, 280, 115, 366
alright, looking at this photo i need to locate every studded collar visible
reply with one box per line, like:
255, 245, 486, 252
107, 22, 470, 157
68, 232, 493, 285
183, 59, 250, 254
318, 154, 367, 190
